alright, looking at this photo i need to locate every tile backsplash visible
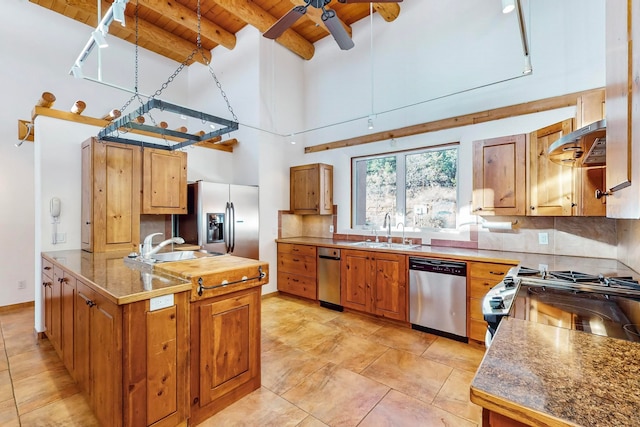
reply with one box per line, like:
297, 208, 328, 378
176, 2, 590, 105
616, 219, 640, 272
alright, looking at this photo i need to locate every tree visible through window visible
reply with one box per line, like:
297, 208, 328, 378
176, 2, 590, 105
353, 145, 458, 230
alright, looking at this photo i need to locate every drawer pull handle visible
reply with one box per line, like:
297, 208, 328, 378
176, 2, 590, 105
42, 282, 51, 287
489, 271, 504, 276
292, 258, 300, 262
44, 266, 52, 270
86, 300, 96, 308
292, 278, 299, 282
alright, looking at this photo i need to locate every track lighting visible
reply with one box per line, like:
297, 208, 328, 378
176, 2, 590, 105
91, 29, 108, 49
113, 0, 127, 26
71, 63, 84, 79
367, 115, 374, 130
502, 0, 515, 14
523, 55, 532, 74
290, 134, 297, 145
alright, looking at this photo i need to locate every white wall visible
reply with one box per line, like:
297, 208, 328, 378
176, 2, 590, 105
1, 0, 606, 308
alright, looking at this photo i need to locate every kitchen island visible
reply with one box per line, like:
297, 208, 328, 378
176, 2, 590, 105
41, 250, 269, 427
470, 316, 640, 427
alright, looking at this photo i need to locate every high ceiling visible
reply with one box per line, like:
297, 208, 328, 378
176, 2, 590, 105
31, 0, 402, 64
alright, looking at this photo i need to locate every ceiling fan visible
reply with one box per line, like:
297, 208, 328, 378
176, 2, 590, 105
263, 0, 403, 51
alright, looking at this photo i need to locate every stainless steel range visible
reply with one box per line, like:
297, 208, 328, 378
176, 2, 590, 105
483, 266, 640, 346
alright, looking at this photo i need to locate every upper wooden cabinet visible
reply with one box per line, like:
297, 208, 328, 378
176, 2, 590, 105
141, 148, 187, 215
605, 0, 639, 218
472, 134, 527, 216
82, 138, 141, 253
527, 119, 574, 216
290, 163, 333, 215
576, 90, 606, 129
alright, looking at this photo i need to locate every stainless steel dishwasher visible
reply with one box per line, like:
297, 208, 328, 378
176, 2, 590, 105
317, 248, 343, 311
409, 257, 467, 342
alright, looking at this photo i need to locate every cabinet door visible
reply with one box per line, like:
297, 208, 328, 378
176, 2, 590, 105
528, 120, 574, 216
142, 148, 187, 214
320, 164, 334, 214
49, 266, 63, 355
372, 253, 407, 321
290, 165, 319, 214
81, 142, 93, 252
341, 250, 371, 312
75, 281, 92, 395
576, 90, 606, 128
573, 167, 606, 216
198, 290, 260, 406
61, 275, 76, 374
472, 135, 527, 215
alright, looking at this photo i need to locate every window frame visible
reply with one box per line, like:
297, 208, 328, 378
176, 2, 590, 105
351, 142, 460, 231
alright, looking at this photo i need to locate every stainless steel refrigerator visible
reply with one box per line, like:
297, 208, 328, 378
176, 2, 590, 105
176, 181, 259, 259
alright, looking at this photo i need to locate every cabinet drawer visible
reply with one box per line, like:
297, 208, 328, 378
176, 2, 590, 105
277, 272, 317, 300
42, 258, 54, 279
278, 243, 316, 258
469, 318, 488, 343
469, 297, 484, 321
278, 254, 317, 277
469, 277, 502, 299
469, 262, 512, 280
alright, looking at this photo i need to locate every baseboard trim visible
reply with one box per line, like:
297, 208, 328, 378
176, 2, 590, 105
0, 300, 34, 313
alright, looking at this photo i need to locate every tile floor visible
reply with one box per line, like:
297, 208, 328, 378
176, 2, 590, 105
0, 294, 486, 426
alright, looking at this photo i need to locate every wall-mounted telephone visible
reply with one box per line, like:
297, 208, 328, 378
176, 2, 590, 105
50, 197, 61, 244
50, 197, 61, 219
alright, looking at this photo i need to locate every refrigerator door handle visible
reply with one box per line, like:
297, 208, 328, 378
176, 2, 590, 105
224, 202, 231, 253
230, 202, 236, 253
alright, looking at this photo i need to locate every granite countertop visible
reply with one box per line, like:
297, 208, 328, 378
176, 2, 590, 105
471, 317, 640, 426
42, 250, 191, 305
275, 237, 637, 276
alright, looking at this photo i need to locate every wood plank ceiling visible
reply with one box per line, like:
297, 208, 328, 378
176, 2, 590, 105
30, 0, 402, 63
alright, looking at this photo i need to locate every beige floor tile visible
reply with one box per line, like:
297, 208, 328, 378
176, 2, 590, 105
306, 331, 389, 373
0, 370, 15, 403
13, 365, 80, 415
422, 337, 485, 373
433, 368, 483, 424
361, 348, 453, 404
198, 387, 308, 427
283, 363, 389, 426
7, 342, 63, 382
18, 392, 99, 427
323, 312, 385, 338
3, 332, 39, 358
262, 343, 327, 395
275, 321, 342, 352
296, 415, 330, 427
0, 351, 8, 372
0, 398, 20, 427
359, 389, 476, 427
367, 323, 437, 355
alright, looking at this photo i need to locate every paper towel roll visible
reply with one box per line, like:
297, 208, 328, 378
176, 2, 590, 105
482, 221, 513, 230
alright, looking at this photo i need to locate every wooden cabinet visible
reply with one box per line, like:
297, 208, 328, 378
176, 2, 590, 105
277, 243, 317, 299
290, 163, 333, 215
467, 262, 513, 343
42, 258, 60, 355
44, 256, 189, 427
81, 138, 141, 253
190, 287, 262, 425
341, 249, 407, 321
605, 0, 640, 218
141, 148, 187, 215
527, 119, 574, 216
472, 135, 527, 216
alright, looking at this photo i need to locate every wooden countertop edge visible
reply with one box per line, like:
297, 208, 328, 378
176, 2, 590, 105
275, 238, 521, 265
470, 386, 581, 427
42, 253, 192, 306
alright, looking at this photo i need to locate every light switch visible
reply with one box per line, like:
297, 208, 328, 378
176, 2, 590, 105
538, 232, 549, 245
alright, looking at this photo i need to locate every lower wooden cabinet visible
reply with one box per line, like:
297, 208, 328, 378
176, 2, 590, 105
341, 249, 407, 321
467, 262, 515, 343
190, 287, 262, 425
44, 256, 189, 427
277, 243, 317, 299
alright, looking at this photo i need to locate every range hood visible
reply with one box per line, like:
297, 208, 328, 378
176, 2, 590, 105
547, 119, 606, 167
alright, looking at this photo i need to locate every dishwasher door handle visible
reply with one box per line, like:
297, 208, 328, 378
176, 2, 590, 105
318, 256, 340, 261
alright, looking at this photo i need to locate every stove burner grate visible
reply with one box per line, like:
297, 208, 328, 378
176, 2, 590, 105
547, 270, 600, 283
605, 277, 640, 291
518, 266, 541, 276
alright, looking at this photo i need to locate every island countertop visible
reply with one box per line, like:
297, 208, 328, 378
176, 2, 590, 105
42, 250, 191, 305
470, 317, 640, 427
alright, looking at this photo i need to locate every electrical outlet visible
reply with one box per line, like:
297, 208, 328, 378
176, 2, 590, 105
329, 225, 334, 233
538, 232, 549, 245
18, 280, 26, 289
55, 232, 66, 243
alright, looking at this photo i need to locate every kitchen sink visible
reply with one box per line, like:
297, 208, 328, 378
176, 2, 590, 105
348, 241, 421, 250
151, 251, 196, 262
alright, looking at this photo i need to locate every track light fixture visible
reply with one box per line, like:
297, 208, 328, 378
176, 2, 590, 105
113, 0, 127, 25
71, 63, 83, 79
501, 0, 515, 14
91, 29, 108, 49
367, 115, 375, 130
523, 55, 532, 74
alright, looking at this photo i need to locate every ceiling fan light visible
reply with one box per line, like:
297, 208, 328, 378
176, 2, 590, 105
501, 0, 515, 14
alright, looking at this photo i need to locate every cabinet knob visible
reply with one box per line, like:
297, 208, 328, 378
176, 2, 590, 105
530, 206, 535, 211
85, 221, 91, 225
42, 282, 51, 287
86, 300, 96, 308
472, 207, 483, 212
44, 266, 51, 270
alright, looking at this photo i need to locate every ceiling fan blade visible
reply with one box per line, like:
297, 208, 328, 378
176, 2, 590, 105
322, 10, 354, 50
338, 0, 402, 3
263, 6, 307, 39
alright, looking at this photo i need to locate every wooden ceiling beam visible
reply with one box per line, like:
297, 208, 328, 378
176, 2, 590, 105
373, 3, 400, 22
289, 0, 352, 37
65, 0, 211, 65
211, 0, 315, 60
138, 0, 236, 50
304, 88, 606, 153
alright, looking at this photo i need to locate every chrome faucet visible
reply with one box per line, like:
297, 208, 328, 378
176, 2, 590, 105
141, 232, 185, 259
383, 213, 392, 243
397, 222, 405, 244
